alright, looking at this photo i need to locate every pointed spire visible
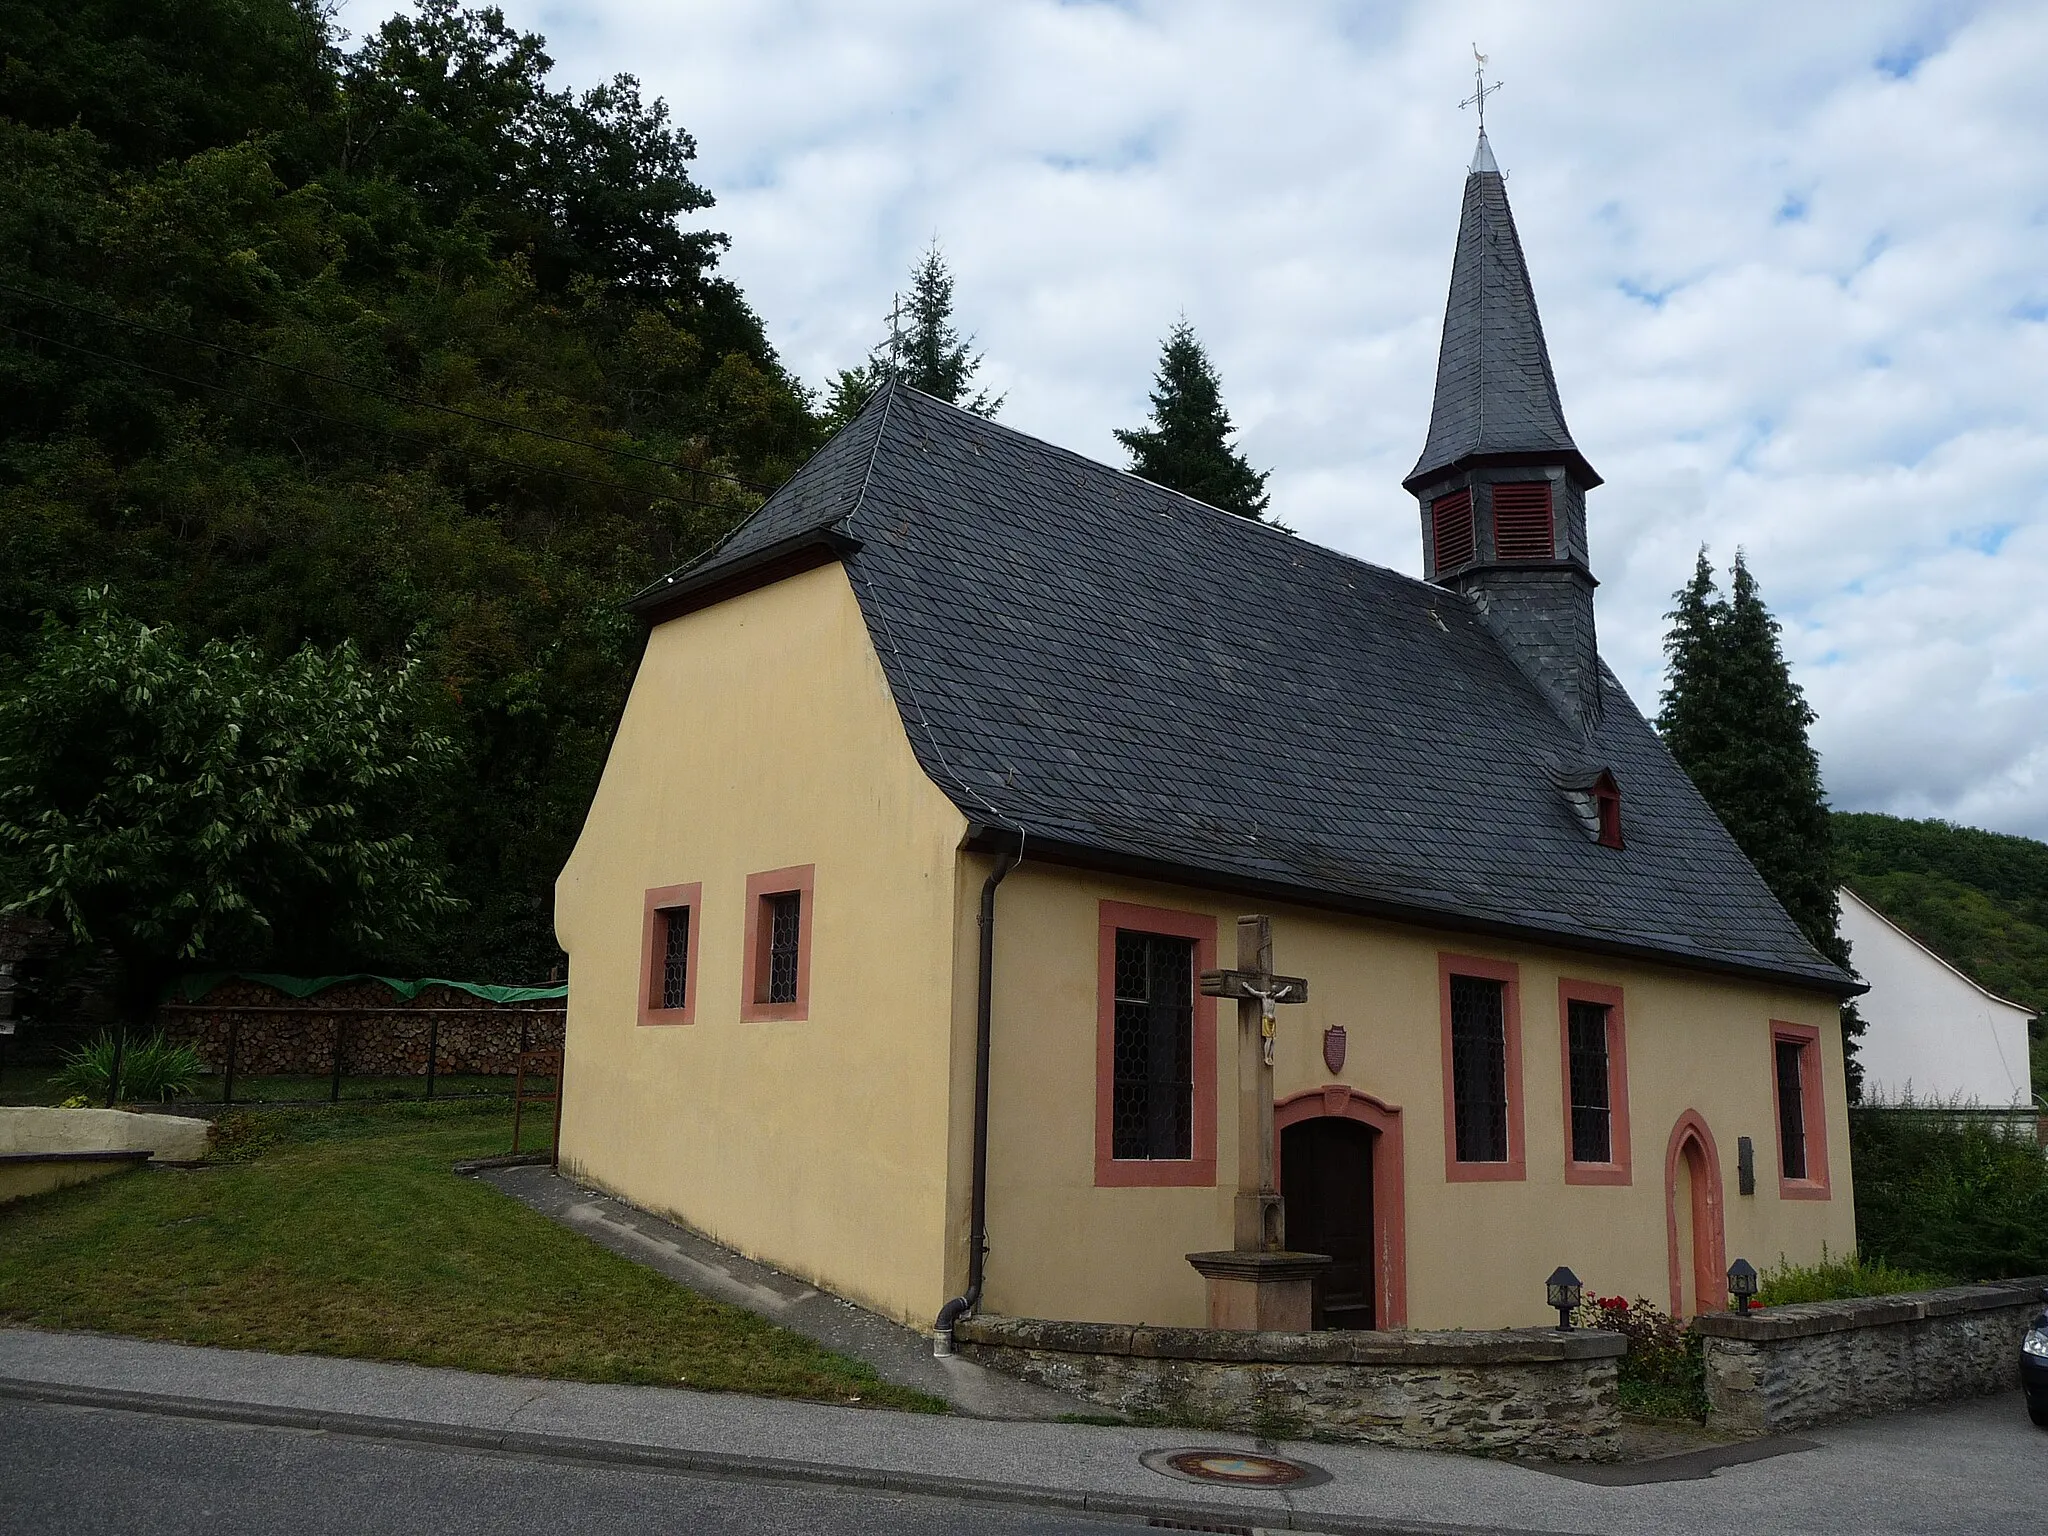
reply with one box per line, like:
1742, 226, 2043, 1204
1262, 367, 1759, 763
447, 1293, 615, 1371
1405, 133, 1598, 491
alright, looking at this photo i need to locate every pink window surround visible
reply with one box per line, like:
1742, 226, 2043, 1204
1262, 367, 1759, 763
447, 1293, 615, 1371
1094, 900, 1218, 1189
1275, 1086, 1409, 1328
1664, 1110, 1728, 1318
1771, 1020, 1832, 1200
638, 883, 702, 1026
1438, 953, 1526, 1182
740, 864, 815, 1023
1559, 979, 1631, 1186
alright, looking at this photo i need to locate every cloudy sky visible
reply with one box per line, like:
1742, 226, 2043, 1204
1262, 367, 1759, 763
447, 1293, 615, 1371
344, 1, 2048, 839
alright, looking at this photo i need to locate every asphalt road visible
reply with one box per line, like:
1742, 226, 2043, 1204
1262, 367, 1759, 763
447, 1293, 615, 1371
0, 1399, 1186, 1536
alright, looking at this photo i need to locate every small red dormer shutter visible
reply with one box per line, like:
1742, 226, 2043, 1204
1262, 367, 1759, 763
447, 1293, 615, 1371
1432, 490, 1475, 571
1595, 777, 1623, 849
1492, 482, 1555, 561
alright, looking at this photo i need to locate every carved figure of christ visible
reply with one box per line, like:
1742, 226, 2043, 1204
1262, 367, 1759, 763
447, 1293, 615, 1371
1201, 915, 1309, 1252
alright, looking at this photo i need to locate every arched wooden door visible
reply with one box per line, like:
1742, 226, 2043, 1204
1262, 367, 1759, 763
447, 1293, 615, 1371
1274, 1087, 1407, 1329
1664, 1110, 1727, 1317
1280, 1116, 1376, 1328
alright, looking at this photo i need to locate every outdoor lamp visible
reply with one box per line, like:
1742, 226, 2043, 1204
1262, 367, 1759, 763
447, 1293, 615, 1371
1727, 1258, 1760, 1314
1546, 1266, 1583, 1330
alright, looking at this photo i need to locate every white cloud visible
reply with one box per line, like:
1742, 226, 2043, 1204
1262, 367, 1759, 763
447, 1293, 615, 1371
342, 0, 2048, 837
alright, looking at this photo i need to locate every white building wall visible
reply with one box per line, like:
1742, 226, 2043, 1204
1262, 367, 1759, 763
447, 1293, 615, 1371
1839, 886, 2036, 1107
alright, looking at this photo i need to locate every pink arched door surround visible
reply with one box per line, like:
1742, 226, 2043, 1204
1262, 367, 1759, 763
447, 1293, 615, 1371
1663, 1110, 1727, 1318
1274, 1086, 1407, 1328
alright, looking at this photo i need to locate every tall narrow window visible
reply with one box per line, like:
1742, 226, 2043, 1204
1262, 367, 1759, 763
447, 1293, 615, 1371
660, 908, 691, 1010
765, 891, 802, 1005
1775, 1038, 1808, 1180
1432, 489, 1475, 572
1491, 481, 1555, 560
1449, 974, 1509, 1162
1567, 1000, 1612, 1164
1112, 930, 1195, 1161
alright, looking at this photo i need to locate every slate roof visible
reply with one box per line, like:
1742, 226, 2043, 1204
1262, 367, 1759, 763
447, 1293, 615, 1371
1406, 131, 1598, 491
633, 380, 1853, 994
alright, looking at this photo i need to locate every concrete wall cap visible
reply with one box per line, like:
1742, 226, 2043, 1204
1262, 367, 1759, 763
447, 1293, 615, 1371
952, 1314, 1625, 1363
1692, 1276, 2048, 1341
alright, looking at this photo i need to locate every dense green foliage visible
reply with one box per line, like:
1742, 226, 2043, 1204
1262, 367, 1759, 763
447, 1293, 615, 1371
54, 1030, 206, 1102
0, 0, 822, 979
1850, 1108, 2048, 1280
1577, 1294, 1707, 1421
824, 242, 1000, 425
0, 599, 456, 1014
1114, 320, 1269, 520
1659, 552, 1861, 1088
1752, 1247, 1949, 1306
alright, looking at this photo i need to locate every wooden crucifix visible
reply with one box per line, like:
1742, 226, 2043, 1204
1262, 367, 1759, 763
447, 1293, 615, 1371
1201, 915, 1308, 1253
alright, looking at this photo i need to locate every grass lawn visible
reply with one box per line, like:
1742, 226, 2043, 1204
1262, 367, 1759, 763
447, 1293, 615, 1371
0, 1097, 942, 1413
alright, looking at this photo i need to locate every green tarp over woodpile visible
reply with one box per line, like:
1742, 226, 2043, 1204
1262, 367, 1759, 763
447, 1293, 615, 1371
169, 974, 566, 1005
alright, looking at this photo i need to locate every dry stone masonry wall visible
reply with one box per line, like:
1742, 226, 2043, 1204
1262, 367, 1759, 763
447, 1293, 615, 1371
953, 1316, 1624, 1460
1694, 1276, 2048, 1434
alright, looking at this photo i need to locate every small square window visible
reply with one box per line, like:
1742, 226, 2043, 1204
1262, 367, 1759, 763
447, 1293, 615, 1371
639, 882, 700, 1025
742, 865, 814, 1021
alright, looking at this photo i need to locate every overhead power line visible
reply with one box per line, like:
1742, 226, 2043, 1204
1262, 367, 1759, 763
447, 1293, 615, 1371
0, 278, 779, 495
0, 320, 749, 516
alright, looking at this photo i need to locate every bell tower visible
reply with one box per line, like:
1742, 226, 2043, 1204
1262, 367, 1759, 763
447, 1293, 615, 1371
1405, 128, 1605, 731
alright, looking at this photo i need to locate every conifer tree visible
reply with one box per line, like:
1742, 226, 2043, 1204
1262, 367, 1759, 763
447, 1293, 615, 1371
1658, 550, 1865, 1093
1114, 321, 1270, 520
824, 243, 1001, 427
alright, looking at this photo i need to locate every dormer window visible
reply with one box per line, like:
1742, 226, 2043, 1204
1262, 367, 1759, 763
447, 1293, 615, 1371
1594, 777, 1623, 849
1432, 490, 1475, 571
1491, 482, 1555, 561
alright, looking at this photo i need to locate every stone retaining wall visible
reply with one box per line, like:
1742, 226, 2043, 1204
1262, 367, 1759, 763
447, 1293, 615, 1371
952, 1315, 1625, 1460
1694, 1276, 2048, 1434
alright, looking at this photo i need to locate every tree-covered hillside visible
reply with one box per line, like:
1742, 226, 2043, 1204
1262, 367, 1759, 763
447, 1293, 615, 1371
0, 0, 823, 979
1835, 812, 2048, 1099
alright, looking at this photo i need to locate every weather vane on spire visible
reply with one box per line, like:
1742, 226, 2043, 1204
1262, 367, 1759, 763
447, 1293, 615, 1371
1459, 45, 1502, 131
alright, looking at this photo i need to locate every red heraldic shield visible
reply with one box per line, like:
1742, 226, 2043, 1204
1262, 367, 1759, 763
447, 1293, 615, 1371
1322, 1024, 1347, 1076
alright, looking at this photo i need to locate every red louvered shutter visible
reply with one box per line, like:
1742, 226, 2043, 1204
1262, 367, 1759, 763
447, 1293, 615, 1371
1432, 490, 1475, 571
1491, 482, 1555, 561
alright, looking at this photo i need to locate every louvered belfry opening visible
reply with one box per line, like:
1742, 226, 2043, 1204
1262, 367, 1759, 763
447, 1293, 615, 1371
1431, 489, 1475, 572
1491, 481, 1555, 561
1112, 929, 1195, 1161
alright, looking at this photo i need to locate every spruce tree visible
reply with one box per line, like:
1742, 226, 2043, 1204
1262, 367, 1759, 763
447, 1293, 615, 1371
824, 243, 1001, 427
1114, 321, 1271, 520
1658, 550, 1865, 1093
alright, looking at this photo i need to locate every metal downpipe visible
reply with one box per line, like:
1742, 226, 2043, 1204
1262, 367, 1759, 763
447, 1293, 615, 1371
933, 835, 1022, 1355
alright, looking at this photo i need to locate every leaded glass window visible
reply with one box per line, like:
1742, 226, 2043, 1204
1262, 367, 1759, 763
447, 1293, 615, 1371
1776, 1038, 1808, 1179
1112, 930, 1194, 1161
766, 891, 802, 1005
1450, 974, 1509, 1162
660, 907, 690, 1010
1567, 999, 1611, 1164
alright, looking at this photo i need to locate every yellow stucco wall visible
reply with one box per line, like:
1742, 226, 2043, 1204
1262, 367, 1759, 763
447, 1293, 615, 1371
971, 863, 1857, 1331
554, 562, 970, 1325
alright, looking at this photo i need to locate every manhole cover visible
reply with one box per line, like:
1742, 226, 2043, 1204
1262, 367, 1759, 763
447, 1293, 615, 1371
1140, 1447, 1331, 1489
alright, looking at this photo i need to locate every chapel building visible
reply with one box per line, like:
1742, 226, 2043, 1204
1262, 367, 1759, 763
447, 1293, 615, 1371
554, 130, 1859, 1333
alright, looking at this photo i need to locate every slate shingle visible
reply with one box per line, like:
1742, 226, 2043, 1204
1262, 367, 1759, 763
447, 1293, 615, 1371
646, 379, 1850, 994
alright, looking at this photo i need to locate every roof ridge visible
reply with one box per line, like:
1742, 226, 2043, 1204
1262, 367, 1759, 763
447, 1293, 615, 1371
886, 383, 1470, 604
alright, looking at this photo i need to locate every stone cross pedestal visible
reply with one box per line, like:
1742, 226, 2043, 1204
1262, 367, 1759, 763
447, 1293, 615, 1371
1186, 915, 1326, 1330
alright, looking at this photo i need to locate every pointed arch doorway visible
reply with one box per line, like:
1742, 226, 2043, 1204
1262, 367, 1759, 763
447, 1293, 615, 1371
1274, 1087, 1407, 1329
1664, 1110, 1727, 1318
